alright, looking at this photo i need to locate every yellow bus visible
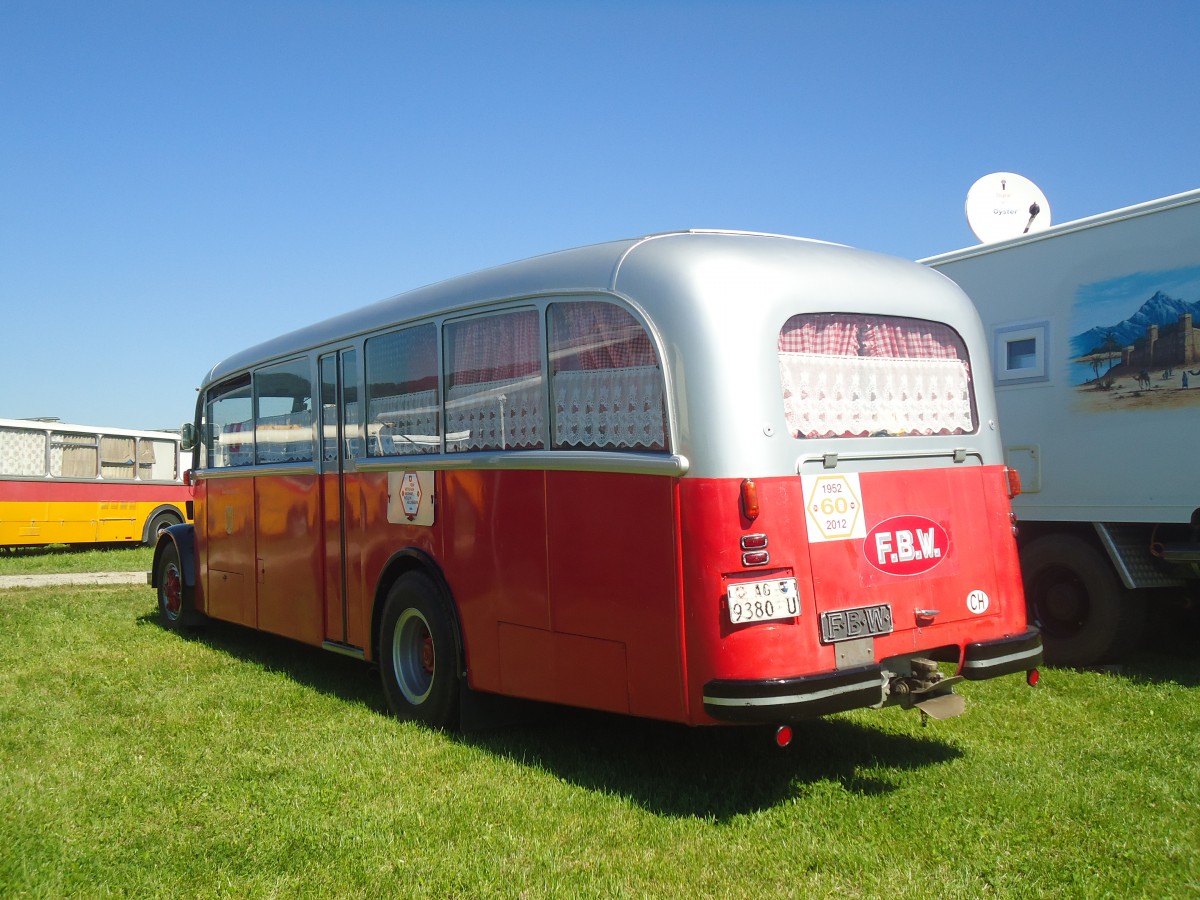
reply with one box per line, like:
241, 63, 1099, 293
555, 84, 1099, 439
0, 418, 191, 549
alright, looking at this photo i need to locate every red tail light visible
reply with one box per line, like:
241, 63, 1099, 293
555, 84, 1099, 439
1004, 467, 1022, 499
741, 478, 759, 519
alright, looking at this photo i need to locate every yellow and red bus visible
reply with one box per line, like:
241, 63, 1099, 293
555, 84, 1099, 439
152, 231, 1041, 742
0, 418, 190, 549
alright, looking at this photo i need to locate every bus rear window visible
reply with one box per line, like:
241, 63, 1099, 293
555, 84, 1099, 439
777, 313, 975, 438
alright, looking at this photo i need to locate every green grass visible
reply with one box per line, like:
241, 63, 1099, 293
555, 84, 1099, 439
0, 544, 152, 575
1, 584, 1198, 897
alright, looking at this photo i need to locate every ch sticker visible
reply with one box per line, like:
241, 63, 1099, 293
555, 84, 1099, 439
966, 589, 990, 615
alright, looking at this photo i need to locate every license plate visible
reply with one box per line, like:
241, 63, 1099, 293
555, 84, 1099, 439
820, 603, 893, 643
726, 578, 800, 625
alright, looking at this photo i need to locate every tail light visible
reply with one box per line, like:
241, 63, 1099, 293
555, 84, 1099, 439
1004, 467, 1022, 499
741, 478, 759, 520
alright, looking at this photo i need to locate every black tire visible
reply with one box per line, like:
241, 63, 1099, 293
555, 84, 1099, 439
155, 542, 201, 630
145, 511, 180, 547
1021, 534, 1145, 667
379, 571, 461, 729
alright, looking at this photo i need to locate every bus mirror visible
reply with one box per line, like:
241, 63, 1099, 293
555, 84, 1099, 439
180, 423, 197, 451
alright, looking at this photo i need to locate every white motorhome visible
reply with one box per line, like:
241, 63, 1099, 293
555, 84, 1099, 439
923, 189, 1200, 666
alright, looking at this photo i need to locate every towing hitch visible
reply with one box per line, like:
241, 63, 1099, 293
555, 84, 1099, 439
888, 658, 965, 724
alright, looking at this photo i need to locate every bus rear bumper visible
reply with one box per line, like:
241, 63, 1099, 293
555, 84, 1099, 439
960, 629, 1043, 680
702, 667, 887, 723
701, 629, 1042, 723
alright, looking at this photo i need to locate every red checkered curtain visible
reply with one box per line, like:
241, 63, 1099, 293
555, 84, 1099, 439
549, 302, 659, 372
861, 318, 964, 361
447, 309, 541, 388
777, 315, 863, 356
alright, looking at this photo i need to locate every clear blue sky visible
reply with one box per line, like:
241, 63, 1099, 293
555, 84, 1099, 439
3, 1, 1197, 430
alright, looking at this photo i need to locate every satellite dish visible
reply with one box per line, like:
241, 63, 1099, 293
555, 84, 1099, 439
965, 172, 1051, 243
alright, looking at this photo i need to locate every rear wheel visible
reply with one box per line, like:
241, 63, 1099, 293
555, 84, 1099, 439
1021, 534, 1144, 667
379, 571, 461, 729
145, 511, 180, 547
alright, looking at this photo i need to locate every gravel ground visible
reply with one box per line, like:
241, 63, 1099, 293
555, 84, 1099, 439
0, 572, 147, 589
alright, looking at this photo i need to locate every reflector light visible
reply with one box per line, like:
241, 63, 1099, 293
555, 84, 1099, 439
183, 470, 192, 487
1027, 669, 1040, 687
1005, 467, 1022, 499
775, 725, 793, 748
742, 550, 770, 567
740, 533, 768, 550
741, 478, 760, 519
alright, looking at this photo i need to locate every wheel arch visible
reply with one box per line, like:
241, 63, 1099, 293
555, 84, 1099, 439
141, 504, 186, 546
369, 548, 463, 671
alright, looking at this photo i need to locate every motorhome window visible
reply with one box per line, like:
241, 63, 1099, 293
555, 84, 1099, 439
50, 432, 98, 478
1007, 338, 1037, 370
255, 358, 314, 465
778, 313, 975, 438
993, 321, 1049, 384
366, 325, 439, 457
140, 438, 177, 480
444, 310, 544, 452
99, 436, 136, 479
547, 301, 668, 452
205, 376, 253, 468
0, 427, 47, 477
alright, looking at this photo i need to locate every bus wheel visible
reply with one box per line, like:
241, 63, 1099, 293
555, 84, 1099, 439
145, 512, 179, 546
1021, 534, 1144, 667
155, 542, 200, 630
379, 572, 461, 729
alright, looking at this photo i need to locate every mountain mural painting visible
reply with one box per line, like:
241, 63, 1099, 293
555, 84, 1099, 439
1070, 265, 1200, 410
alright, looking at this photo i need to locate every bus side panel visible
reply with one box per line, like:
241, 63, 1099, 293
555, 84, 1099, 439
254, 472, 324, 645
199, 474, 257, 627
438, 469, 550, 697
546, 471, 683, 721
353, 470, 443, 651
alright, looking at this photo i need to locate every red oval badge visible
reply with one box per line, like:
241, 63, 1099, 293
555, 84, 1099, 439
864, 515, 949, 576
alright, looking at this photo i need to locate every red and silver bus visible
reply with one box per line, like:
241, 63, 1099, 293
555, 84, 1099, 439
152, 231, 1041, 736
1, 418, 190, 549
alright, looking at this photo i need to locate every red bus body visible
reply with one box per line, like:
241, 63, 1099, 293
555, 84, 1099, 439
153, 232, 1040, 729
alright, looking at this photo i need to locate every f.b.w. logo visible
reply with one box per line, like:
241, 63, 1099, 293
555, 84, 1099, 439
864, 515, 949, 576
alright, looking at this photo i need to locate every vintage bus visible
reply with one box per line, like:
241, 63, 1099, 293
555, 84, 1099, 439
151, 231, 1041, 741
1, 418, 190, 549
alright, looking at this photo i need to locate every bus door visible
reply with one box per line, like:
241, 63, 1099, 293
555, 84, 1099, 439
252, 357, 324, 645
319, 351, 359, 648
202, 375, 258, 627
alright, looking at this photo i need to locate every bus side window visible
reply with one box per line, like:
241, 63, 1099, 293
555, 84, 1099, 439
547, 301, 668, 452
254, 358, 314, 465
205, 376, 253, 468
444, 310, 544, 452
365, 324, 439, 457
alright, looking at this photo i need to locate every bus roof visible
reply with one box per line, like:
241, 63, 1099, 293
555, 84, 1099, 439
203, 231, 846, 383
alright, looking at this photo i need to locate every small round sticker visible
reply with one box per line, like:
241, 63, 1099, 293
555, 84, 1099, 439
966, 589, 990, 615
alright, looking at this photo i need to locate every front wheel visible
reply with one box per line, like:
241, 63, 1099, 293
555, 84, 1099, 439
379, 571, 461, 729
155, 542, 201, 630
1021, 534, 1144, 667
